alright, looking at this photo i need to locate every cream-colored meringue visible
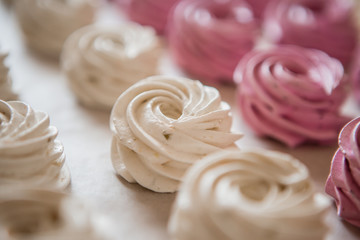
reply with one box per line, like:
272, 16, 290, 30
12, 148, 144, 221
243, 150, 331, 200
15, 0, 97, 58
110, 75, 242, 193
0, 188, 104, 240
169, 149, 330, 240
0, 53, 17, 101
61, 24, 162, 110
0, 100, 70, 190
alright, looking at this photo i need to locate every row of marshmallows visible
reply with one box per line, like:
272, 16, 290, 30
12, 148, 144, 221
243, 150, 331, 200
6, 0, 360, 129
0, 77, 330, 239
8, 0, 356, 147
1, 0, 360, 238
1, 75, 359, 239
10, 0, 360, 91
109, 75, 360, 236
117, 0, 358, 81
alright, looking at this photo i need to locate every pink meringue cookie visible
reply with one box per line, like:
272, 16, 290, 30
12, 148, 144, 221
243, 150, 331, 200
264, 0, 357, 67
168, 0, 259, 84
118, 0, 181, 34
326, 117, 360, 228
234, 45, 349, 147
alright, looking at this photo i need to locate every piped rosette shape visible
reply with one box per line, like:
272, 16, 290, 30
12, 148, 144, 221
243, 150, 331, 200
0, 189, 104, 240
168, 149, 330, 240
264, 0, 357, 67
326, 117, 360, 227
120, 0, 181, 34
61, 24, 162, 110
0, 100, 70, 189
168, 0, 259, 84
235, 45, 348, 147
110, 75, 242, 193
15, 0, 97, 58
0, 53, 17, 101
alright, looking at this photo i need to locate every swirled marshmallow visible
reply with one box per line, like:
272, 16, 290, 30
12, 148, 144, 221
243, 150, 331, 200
110, 75, 242, 192
0, 100, 70, 190
0, 53, 17, 101
326, 117, 360, 227
169, 149, 330, 240
119, 0, 181, 34
61, 24, 162, 110
168, 0, 259, 84
234, 45, 349, 147
264, 0, 357, 67
15, 0, 97, 58
0, 189, 105, 240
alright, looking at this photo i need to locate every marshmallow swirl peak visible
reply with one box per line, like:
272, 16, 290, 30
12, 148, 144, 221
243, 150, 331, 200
110, 76, 242, 192
0, 100, 70, 189
235, 45, 348, 147
0, 53, 17, 101
61, 24, 162, 110
326, 117, 360, 227
15, 0, 97, 58
0, 189, 104, 240
169, 149, 330, 240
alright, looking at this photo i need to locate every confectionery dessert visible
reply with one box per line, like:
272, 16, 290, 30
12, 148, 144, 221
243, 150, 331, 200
61, 24, 162, 110
0, 52, 17, 101
110, 75, 242, 193
168, 0, 259, 84
234, 45, 349, 147
264, 0, 357, 67
0, 100, 70, 189
326, 117, 360, 227
119, 0, 181, 34
0, 188, 105, 240
14, 0, 97, 59
169, 149, 330, 240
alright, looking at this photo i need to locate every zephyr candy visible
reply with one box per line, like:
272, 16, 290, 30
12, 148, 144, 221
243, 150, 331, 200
118, 0, 181, 34
61, 24, 162, 110
326, 117, 360, 227
0, 100, 70, 189
0, 189, 105, 240
169, 149, 330, 240
264, 0, 357, 67
0, 52, 17, 101
168, 0, 259, 84
15, 0, 97, 58
110, 75, 242, 193
234, 45, 348, 147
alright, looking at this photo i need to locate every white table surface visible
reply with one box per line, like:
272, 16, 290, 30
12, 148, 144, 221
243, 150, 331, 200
1, 1, 360, 239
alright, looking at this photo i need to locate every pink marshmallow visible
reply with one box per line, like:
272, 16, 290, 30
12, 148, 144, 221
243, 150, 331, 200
326, 117, 360, 227
264, 0, 357, 67
234, 45, 349, 147
168, 0, 260, 84
117, 0, 181, 34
